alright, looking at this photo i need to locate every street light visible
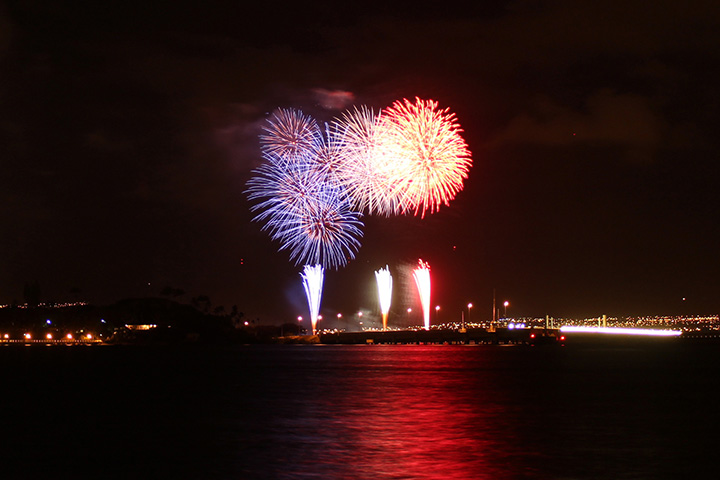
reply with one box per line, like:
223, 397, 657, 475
297, 316, 303, 335
435, 305, 440, 324
467, 303, 473, 324
503, 301, 509, 319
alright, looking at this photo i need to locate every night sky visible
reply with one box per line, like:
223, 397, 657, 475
2, 1, 720, 324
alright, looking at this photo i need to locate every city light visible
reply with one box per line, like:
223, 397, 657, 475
560, 326, 682, 337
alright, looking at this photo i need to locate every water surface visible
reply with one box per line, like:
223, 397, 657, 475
1, 343, 716, 479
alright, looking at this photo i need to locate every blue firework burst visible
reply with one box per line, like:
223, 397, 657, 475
246, 110, 364, 269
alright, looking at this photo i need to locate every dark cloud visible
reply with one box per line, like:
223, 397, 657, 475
489, 89, 666, 161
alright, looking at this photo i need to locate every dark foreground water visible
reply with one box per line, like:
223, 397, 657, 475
1, 342, 718, 479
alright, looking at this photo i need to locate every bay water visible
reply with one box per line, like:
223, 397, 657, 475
1, 342, 716, 479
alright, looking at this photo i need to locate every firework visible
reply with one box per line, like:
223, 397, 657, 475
377, 98, 472, 217
245, 158, 319, 231
312, 122, 350, 181
273, 183, 363, 269
259, 108, 321, 160
301, 264, 324, 335
412, 259, 431, 330
375, 265, 393, 331
248, 100, 471, 329
246, 112, 364, 269
332, 107, 405, 216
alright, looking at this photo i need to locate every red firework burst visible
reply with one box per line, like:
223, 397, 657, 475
377, 98, 472, 217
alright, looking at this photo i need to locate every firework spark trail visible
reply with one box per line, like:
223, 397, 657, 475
375, 265, 393, 331
413, 259, 432, 331
301, 265, 324, 335
377, 98, 472, 217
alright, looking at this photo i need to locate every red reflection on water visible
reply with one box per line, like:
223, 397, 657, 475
302, 346, 521, 479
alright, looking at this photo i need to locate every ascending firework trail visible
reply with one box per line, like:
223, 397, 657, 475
301, 265, 324, 335
375, 265, 393, 331
413, 260, 431, 331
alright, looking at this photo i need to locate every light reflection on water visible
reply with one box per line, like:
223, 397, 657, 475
249, 346, 517, 479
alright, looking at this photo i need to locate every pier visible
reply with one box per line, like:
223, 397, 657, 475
317, 327, 563, 345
